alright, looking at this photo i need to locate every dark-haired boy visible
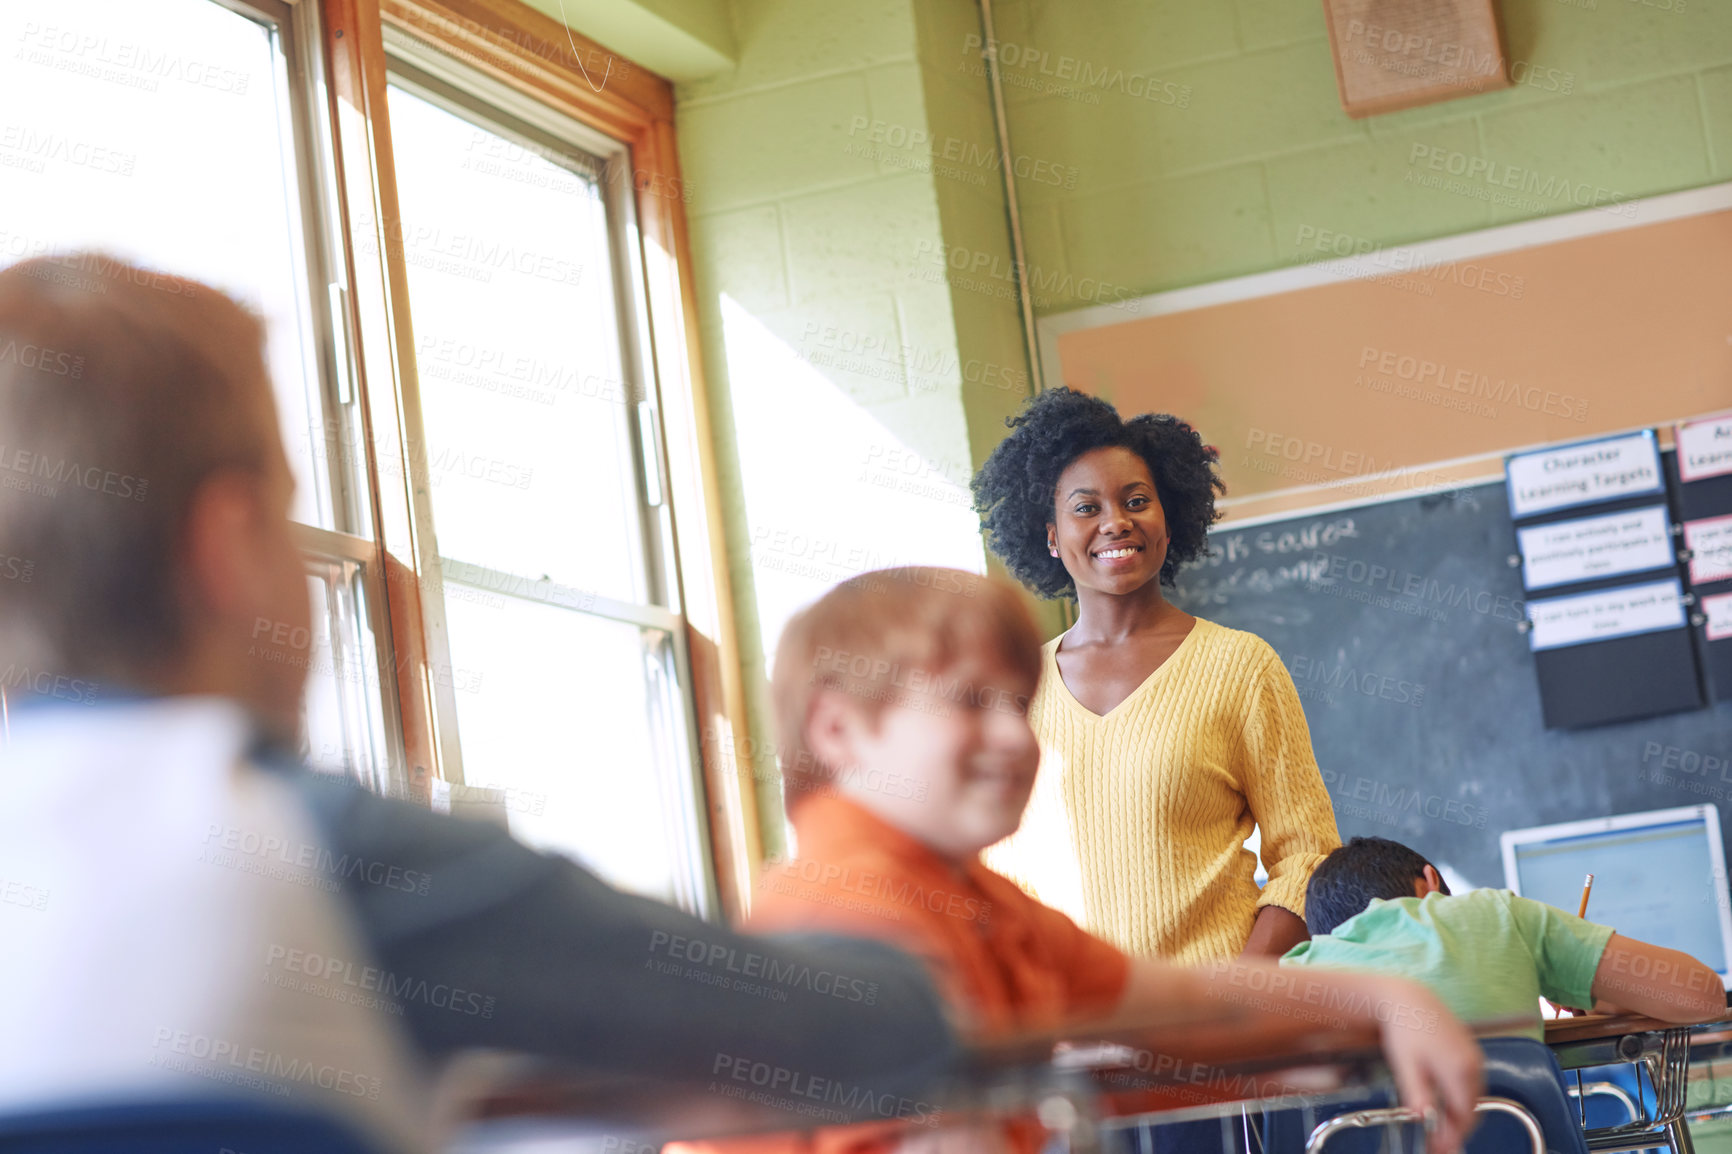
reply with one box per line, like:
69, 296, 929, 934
1282, 837, 1725, 1038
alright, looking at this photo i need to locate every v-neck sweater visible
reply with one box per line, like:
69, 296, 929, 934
983, 617, 1340, 964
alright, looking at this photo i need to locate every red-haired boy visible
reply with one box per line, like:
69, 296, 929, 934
677, 568, 1482, 1154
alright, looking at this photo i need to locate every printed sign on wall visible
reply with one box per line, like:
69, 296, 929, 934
1527, 579, 1688, 651
1705, 592, 1732, 643
1685, 515, 1732, 585
1677, 414, 1732, 484
1517, 506, 1674, 590
1506, 432, 1664, 520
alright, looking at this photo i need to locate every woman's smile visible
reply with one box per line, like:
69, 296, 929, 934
1092, 543, 1144, 565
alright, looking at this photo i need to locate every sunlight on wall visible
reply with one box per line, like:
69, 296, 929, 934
718, 293, 985, 668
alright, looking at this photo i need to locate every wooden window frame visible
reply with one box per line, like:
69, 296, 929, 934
316, 0, 760, 918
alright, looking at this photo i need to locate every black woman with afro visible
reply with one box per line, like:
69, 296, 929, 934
974, 388, 1340, 964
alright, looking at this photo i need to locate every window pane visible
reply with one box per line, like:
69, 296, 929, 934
0, 0, 337, 529
385, 84, 647, 603
440, 590, 689, 902
302, 572, 347, 771
300, 560, 395, 797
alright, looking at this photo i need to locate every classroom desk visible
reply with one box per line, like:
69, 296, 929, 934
447, 1000, 1386, 1151
1543, 1012, 1732, 1154
449, 1001, 1461, 1153
447, 1011, 1732, 1152
1676, 1021, 1732, 1147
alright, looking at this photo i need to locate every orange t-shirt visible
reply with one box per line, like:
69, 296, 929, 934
671, 794, 1130, 1154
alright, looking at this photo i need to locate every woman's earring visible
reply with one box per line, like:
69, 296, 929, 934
1049, 545, 1058, 557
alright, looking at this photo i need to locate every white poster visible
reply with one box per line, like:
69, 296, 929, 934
1677, 415, 1732, 483
1517, 506, 1674, 590
1506, 432, 1663, 519
1686, 515, 1732, 585
1706, 592, 1732, 643
1527, 579, 1687, 651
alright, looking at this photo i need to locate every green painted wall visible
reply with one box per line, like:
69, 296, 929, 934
673, 0, 1028, 853
665, 0, 1732, 853
989, 0, 1732, 310
519, 0, 735, 83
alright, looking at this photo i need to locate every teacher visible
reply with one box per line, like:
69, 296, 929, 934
972, 388, 1340, 962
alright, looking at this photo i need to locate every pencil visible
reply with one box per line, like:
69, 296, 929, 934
1576, 873, 1594, 918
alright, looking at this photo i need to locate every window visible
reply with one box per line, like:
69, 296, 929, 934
0, 0, 399, 794
0, 0, 743, 919
378, 54, 711, 909
1, 0, 352, 532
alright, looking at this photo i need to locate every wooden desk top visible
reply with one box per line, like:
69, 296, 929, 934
970, 998, 1382, 1077
1543, 1012, 1730, 1046
459, 1000, 1390, 1142
463, 1003, 1661, 1141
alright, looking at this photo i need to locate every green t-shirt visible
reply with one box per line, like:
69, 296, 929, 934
1280, 888, 1615, 1040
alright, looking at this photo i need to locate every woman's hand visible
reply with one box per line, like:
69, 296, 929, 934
1372, 978, 1484, 1154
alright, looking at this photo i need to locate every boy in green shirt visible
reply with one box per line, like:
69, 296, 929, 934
1282, 837, 1725, 1039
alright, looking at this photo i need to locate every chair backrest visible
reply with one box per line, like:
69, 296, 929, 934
1475, 1038, 1591, 1154
0, 1098, 384, 1154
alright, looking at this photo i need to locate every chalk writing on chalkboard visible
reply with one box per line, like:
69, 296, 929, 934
1184, 517, 1359, 609
1207, 516, 1361, 565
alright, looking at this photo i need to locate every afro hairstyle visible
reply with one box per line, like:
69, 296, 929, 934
970, 388, 1224, 599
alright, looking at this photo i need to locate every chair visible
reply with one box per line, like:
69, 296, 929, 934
1307, 1097, 1545, 1154
1565, 1081, 1669, 1154
1267, 1037, 1592, 1154
1567, 1077, 1642, 1129
0, 1097, 384, 1154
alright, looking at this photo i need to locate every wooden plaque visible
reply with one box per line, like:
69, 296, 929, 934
1322, 0, 1510, 118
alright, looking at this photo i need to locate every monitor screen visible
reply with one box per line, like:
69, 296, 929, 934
1507, 815, 1728, 975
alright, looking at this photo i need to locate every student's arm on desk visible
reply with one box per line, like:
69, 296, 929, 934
1589, 934, 1725, 1022
1510, 894, 1724, 1024
287, 774, 958, 1095
1116, 959, 1484, 1154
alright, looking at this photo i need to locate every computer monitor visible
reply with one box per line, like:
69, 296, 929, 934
1501, 804, 1732, 991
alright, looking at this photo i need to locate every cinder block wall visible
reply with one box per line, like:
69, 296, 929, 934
675, 0, 1028, 852
674, 0, 1732, 851
993, 0, 1732, 307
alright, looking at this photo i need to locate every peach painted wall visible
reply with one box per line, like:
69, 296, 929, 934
1053, 198, 1732, 523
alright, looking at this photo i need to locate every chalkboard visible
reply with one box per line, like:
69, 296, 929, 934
1170, 480, 1732, 889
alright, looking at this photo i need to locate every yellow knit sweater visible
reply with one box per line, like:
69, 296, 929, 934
984, 618, 1340, 965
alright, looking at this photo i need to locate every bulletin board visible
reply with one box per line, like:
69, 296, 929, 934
1036, 182, 1732, 527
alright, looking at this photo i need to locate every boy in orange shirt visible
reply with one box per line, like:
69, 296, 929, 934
687, 567, 1482, 1153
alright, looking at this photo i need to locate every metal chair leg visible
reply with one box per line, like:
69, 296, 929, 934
1665, 1113, 1696, 1154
